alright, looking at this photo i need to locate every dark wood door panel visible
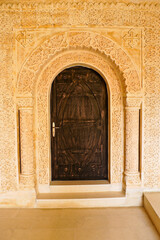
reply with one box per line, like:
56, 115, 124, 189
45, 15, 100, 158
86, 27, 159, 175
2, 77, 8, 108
51, 66, 108, 181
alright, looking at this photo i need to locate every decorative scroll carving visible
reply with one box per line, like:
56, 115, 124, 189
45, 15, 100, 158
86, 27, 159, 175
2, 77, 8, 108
18, 68, 35, 96
143, 25, 160, 188
17, 31, 140, 96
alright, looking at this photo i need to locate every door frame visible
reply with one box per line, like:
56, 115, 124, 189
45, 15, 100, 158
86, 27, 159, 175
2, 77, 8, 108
50, 65, 109, 182
49, 63, 111, 185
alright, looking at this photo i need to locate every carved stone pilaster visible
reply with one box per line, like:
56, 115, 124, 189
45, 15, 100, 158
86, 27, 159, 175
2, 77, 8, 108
124, 97, 142, 187
17, 98, 35, 188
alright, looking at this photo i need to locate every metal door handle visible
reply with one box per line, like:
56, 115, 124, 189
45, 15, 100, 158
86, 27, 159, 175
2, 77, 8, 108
52, 122, 60, 137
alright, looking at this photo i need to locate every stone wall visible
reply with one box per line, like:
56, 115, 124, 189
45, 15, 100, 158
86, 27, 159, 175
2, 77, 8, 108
0, 0, 160, 203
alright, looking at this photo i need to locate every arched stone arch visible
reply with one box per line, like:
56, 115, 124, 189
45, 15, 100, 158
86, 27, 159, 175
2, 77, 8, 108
17, 31, 141, 96
16, 31, 142, 191
35, 50, 124, 186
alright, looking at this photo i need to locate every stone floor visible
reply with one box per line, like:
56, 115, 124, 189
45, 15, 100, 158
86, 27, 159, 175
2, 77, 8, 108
0, 207, 159, 240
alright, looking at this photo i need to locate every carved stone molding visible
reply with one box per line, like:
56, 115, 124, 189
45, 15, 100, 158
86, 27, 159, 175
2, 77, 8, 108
16, 97, 33, 108
0, 1, 159, 11
125, 97, 142, 108
17, 31, 141, 96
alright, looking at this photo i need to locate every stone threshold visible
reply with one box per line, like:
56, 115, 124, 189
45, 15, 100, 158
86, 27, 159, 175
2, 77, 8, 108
36, 191, 127, 208
37, 191, 125, 199
0, 190, 144, 208
38, 182, 123, 194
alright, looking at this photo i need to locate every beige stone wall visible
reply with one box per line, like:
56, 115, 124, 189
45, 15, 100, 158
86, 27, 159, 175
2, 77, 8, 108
0, 0, 160, 201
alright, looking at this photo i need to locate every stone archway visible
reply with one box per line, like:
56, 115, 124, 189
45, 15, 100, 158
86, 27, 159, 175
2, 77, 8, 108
35, 50, 124, 188
16, 31, 142, 192
17, 31, 140, 96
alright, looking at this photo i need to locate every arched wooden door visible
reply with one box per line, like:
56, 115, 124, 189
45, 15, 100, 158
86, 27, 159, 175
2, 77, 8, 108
50, 66, 108, 181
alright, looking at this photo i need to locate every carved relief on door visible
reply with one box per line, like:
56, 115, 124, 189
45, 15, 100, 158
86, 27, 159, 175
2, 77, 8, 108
50, 66, 108, 181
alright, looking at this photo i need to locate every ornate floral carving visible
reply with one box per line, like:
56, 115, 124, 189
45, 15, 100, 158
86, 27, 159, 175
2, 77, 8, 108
18, 68, 35, 95
17, 31, 140, 96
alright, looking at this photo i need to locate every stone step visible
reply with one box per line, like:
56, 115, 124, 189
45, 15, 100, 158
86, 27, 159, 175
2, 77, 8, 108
42, 181, 122, 193
36, 192, 126, 208
144, 192, 160, 235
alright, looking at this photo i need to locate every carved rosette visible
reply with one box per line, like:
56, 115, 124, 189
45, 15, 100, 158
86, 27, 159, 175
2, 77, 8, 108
124, 97, 142, 187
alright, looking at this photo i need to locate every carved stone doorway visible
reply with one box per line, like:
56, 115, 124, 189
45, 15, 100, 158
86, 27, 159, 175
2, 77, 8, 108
50, 66, 108, 181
